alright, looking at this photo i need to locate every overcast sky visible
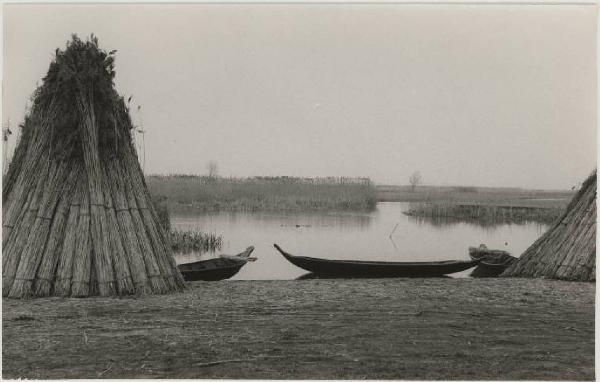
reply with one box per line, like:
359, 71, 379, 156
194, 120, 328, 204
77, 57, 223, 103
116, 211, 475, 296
3, 3, 597, 189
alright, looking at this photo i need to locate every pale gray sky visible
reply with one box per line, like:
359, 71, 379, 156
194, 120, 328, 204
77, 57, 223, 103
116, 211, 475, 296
3, 3, 597, 189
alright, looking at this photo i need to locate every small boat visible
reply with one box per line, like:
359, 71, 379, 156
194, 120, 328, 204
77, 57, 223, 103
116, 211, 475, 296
274, 244, 478, 278
177, 246, 256, 281
469, 245, 517, 278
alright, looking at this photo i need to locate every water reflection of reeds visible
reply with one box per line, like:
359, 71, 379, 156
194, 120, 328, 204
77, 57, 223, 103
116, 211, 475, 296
173, 210, 374, 231
268, 213, 373, 231
406, 214, 550, 233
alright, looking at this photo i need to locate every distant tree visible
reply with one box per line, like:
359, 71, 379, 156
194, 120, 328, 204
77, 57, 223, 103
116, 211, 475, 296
207, 160, 218, 179
409, 171, 422, 191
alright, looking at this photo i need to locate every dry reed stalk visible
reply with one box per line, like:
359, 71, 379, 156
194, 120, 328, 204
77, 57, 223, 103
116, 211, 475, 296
3, 124, 57, 251
3, 181, 38, 264
2, 133, 28, 202
569, 223, 595, 279
140, 205, 185, 290
54, 176, 84, 296
3, 104, 57, 225
509, 195, 574, 278
3, 159, 53, 295
34, 165, 78, 296
2, 149, 45, 244
119, 160, 167, 293
71, 179, 93, 297
551, 195, 593, 278
548, 184, 595, 279
77, 91, 117, 296
124, 135, 185, 288
144, 210, 181, 290
8, 160, 70, 298
107, 159, 152, 294
502, 172, 595, 281
537, 190, 591, 276
122, 146, 184, 290
558, 207, 595, 279
90, 257, 99, 296
101, 159, 135, 294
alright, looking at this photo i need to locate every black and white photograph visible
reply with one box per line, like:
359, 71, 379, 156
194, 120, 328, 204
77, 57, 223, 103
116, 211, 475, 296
1, 1, 596, 379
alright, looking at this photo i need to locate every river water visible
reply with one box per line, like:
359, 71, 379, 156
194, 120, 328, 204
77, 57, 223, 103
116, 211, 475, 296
171, 202, 549, 280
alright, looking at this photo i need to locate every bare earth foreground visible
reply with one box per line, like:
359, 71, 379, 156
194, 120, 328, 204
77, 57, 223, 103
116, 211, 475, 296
2, 278, 594, 380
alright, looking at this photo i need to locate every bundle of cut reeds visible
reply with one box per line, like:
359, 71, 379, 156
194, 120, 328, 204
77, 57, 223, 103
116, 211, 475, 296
501, 171, 596, 281
2, 35, 186, 298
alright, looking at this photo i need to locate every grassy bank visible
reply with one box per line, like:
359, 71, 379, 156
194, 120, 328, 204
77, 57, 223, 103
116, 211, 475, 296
404, 202, 564, 225
2, 279, 594, 379
147, 175, 377, 212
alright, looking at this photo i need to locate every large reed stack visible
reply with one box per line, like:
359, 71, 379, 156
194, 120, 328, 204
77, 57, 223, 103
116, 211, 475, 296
502, 171, 596, 281
2, 35, 186, 298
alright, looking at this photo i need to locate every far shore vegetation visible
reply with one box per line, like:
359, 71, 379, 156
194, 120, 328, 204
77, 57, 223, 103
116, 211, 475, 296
376, 184, 574, 208
379, 184, 574, 225
149, 175, 575, 225
147, 175, 377, 213
403, 202, 564, 225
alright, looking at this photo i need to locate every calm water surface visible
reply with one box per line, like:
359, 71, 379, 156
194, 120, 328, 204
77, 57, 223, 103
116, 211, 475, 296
171, 202, 549, 280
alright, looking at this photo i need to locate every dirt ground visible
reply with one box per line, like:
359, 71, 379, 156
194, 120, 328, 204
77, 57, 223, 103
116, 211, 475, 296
2, 278, 595, 380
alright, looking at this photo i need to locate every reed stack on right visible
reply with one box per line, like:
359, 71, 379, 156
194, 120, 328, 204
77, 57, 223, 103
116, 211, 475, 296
502, 171, 596, 281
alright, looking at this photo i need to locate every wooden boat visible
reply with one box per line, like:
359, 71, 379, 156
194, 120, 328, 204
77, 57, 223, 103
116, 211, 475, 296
274, 244, 478, 278
469, 245, 517, 278
177, 246, 256, 281
468, 245, 513, 261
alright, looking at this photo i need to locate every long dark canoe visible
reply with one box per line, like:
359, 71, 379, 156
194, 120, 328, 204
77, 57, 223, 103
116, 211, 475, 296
274, 244, 478, 278
469, 246, 517, 278
178, 246, 255, 281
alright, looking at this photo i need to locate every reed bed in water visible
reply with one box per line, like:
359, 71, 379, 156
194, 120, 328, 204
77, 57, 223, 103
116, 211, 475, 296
403, 202, 564, 225
170, 230, 223, 253
151, 194, 223, 253
146, 175, 377, 212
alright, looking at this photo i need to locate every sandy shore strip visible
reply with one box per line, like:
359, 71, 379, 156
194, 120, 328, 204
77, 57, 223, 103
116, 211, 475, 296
2, 278, 594, 380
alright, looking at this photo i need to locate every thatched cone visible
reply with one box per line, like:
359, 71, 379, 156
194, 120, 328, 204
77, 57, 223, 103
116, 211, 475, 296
501, 171, 596, 281
2, 35, 186, 298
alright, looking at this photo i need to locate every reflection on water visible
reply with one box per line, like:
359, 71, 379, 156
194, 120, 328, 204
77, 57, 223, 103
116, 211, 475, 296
172, 202, 549, 280
173, 209, 373, 231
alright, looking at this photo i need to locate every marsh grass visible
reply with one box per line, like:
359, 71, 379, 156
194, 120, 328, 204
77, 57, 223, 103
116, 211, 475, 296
147, 175, 377, 212
151, 193, 223, 253
170, 230, 223, 253
404, 202, 564, 225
